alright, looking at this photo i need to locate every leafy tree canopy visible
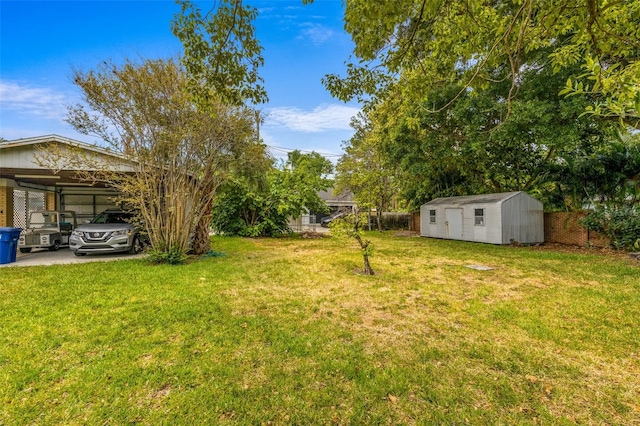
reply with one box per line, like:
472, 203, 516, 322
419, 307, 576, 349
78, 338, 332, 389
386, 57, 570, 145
321, 0, 639, 127
212, 150, 333, 236
172, 0, 267, 108
370, 50, 620, 211
335, 112, 400, 230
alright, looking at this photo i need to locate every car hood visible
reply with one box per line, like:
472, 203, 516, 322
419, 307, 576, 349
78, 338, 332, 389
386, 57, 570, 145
75, 223, 134, 232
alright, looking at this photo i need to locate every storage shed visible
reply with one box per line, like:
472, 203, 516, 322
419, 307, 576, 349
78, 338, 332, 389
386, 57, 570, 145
420, 191, 543, 244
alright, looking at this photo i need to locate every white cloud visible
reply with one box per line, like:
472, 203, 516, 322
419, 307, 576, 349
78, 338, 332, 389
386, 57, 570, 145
298, 23, 335, 45
0, 80, 70, 121
266, 104, 360, 133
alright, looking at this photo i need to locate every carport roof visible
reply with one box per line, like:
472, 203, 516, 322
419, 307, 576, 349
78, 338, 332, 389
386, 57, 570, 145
1, 134, 116, 156
0, 134, 132, 188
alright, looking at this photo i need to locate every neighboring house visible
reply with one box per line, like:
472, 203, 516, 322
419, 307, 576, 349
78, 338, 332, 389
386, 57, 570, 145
315, 188, 356, 222
288, 188, 356, 231
0, 135, 134, 228
420, 191, 544, 245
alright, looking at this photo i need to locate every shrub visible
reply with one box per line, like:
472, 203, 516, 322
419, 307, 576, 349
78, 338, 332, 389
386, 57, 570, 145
147, 244, 188, 265
581, 204, 640, 250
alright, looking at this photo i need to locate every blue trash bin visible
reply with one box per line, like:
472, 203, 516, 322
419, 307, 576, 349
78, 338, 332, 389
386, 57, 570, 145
0, 227, 22, 264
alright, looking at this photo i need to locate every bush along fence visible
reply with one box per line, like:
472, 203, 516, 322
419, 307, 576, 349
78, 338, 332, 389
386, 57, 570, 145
348, 212, 413, 231
579, 205, 640, 251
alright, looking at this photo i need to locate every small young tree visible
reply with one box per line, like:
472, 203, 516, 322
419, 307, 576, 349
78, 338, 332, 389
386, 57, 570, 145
330, 208, 375, 275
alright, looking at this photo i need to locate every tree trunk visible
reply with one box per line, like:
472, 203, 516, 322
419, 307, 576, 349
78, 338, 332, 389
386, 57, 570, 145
362, 253, 375, 275
192, 200, 213, 255
355, 233, 375, 275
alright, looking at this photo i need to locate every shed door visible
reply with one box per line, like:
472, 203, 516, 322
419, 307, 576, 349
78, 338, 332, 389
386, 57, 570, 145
445, 208, 463, 240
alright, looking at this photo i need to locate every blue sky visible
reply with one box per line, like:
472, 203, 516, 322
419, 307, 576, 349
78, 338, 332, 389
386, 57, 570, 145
0, 0, 360, 161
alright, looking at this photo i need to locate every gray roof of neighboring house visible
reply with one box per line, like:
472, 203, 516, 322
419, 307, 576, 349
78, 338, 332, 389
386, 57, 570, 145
319, 188, 354, 204
423, 191, 523, 206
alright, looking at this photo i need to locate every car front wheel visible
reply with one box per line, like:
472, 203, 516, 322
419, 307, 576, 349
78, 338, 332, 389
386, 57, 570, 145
128, 235, 143, 254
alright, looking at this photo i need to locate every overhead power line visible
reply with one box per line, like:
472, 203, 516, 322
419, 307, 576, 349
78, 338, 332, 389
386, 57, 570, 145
265, 144, 343, 158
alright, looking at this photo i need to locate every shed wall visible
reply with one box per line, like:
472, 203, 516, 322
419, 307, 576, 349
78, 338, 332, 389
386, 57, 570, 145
420, 203, 503, 243
501, 195, 544, 244
482, 204, 503, 244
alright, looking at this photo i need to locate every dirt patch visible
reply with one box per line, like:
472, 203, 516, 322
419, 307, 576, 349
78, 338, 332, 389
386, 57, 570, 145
515, 242, 634, 261
393, 230, 420, 237
300, 231, 330, 239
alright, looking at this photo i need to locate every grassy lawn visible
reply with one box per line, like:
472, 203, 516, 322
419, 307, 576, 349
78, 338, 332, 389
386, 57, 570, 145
1, 233, 639, 424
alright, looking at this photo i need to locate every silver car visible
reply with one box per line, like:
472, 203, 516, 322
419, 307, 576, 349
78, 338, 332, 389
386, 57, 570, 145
69, 209, 144, 256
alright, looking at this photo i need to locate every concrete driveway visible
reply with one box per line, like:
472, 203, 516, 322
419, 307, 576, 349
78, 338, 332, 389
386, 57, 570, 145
2, 228, 328, 268
0, 247, 145, 267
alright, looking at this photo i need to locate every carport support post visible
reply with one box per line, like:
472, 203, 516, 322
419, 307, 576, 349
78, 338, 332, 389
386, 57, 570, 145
45, 192, 56, 210
0, 180, 14, 227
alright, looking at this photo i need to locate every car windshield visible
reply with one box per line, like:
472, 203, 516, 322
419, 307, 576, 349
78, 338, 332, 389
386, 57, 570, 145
28, 212, 58, 229
91, 211, 134, 224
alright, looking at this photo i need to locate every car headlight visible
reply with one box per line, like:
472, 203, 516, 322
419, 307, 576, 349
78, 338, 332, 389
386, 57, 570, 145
72, 230, 83, 236
111, 229, 132, 236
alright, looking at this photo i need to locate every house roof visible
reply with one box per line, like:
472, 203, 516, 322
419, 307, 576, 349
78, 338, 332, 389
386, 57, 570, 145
318, 188, 355, 206
423, 191, 524, 206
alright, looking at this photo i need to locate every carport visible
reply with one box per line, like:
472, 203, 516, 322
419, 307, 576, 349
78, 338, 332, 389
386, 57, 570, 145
0, 135, 134, 228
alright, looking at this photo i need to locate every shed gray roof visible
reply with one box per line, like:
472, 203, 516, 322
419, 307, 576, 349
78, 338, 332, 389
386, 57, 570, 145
423, 191, 523, 206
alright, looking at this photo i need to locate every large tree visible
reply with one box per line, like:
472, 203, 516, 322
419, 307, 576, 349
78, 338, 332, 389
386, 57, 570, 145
63, 58, 258, 261
171, 0, 267, 108
551, 131, 640, 208
171, 0, 269, 253
321, 0, 639, 127
369, 51, 618, 211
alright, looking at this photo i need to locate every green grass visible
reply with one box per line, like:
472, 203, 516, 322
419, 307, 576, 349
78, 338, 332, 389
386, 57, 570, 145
1, 233, 639, 424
